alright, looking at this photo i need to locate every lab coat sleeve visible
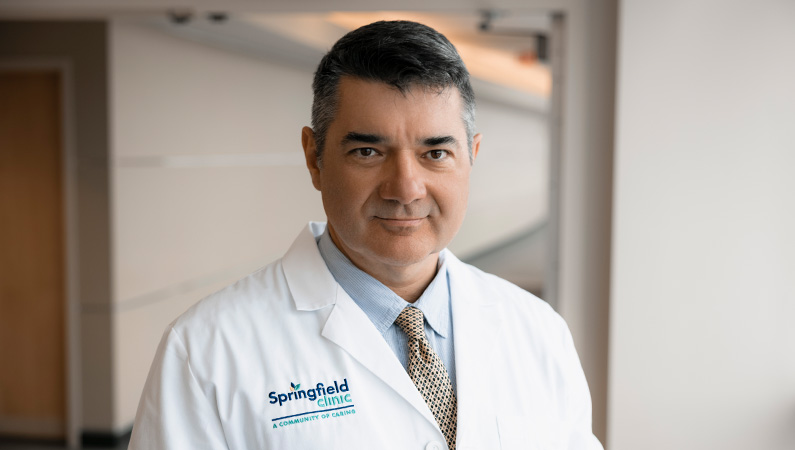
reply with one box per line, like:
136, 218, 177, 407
128, 327, 229, 450
557, 315, 605, 450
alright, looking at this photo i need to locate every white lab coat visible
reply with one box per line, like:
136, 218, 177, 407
129, 222, 603, 450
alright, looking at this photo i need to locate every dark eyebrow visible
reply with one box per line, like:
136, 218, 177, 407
422, 135, 458, 147
341, 132, 384, 146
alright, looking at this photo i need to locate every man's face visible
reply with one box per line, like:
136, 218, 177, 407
302, 77, 481, 272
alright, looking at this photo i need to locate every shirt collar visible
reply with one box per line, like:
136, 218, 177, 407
317, 229, 451, 338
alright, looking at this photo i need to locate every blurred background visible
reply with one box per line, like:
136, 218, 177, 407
0, 0, 793, 449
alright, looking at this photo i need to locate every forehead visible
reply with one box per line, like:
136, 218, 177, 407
330, 77, 466, 142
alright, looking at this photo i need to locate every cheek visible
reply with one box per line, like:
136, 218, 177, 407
451, 191, 470, 227
320, 174, 370, 217
435, 178, 470, 223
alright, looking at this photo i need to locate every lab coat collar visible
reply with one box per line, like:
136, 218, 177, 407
282, 222, 445, 437
283, 222, 337, 311
318, 228, 452, 339
283, 223, 501, 447
320, 286, 443, 435
447, 254, 500, 448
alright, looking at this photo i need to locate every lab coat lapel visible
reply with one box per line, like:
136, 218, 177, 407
448, 256, 500, 448
321, 287, 440, 430
282, 223, 440, 432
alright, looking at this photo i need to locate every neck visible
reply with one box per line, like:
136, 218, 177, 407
328, 228, 438, 303
376, 258, 439, 303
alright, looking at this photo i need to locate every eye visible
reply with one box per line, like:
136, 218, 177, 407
352, 148, 378, 157
426, 149, 449, 160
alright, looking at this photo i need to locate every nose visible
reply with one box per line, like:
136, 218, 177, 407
379, 152, 427, 205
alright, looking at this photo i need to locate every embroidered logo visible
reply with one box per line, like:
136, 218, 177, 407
268, 378, 356, 429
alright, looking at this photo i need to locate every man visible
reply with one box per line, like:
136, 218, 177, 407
129, 20, 603, 450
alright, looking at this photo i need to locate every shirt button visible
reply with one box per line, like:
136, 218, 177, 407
425, 442, 444, 450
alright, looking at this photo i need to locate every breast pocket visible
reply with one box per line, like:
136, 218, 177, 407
497, 415, 562, 450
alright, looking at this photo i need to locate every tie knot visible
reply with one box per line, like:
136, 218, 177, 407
394, 306, 427, 341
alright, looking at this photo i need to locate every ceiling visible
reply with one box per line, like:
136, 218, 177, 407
0, 0, 564, 16
245, 11, 551, 96
0, 1, 553, 100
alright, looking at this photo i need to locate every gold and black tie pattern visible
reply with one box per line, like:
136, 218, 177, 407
394, 306, 457, 449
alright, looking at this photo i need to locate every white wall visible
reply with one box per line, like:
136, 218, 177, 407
109, 20, 325, 429
609, 1, 795, 449
554, 1, 618, 441
109, 20, 548, 430
452, 99, 548, 258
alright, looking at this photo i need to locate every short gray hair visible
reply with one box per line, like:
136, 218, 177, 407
311, 20, 476, 163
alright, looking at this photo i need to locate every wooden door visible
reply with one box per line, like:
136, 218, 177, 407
0, 70, 66, 439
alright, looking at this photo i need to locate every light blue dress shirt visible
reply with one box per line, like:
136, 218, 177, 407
316, 230, 457, 391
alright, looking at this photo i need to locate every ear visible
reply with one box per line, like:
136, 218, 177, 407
471, 133, 482, 163
302, 126, 322, 191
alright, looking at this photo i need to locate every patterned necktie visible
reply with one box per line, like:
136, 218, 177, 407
394, 306, 457, 449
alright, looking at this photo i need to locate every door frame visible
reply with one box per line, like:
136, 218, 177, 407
0, 58, 81, 448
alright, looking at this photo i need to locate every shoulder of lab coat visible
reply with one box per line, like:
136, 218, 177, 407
128, 324, 229, 449
128, 239, 299, 449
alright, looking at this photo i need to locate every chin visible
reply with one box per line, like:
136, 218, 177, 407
366, 239, 441, 268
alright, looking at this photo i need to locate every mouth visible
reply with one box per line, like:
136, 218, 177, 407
374, 217, 425, 227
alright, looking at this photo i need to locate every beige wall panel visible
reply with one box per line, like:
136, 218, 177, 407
113, 165, 324, 304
